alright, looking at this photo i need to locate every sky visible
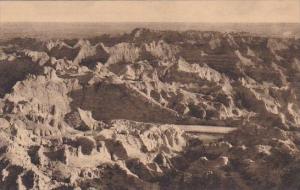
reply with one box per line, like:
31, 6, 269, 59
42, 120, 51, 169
0, 1, 299, 23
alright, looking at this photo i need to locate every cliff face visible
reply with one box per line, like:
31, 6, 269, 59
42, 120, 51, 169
0, 29, 300, 189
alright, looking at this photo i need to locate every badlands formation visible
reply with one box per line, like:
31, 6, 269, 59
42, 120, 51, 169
0, 28, 300, 189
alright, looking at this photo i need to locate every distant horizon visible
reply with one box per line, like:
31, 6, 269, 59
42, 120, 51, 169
1, 21, 299, 41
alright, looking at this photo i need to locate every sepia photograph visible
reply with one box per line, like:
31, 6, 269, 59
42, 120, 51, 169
0, 0, 300, 189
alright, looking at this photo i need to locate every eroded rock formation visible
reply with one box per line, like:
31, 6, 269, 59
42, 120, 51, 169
0, 28, 300, 189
